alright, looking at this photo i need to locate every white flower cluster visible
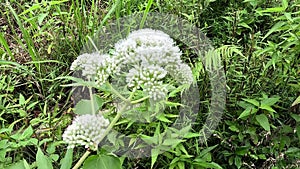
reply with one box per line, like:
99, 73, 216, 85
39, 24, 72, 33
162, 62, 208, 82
62, 114, 109, 150
126, 65, 168, 100
114, 29, 182, 67
70, 52, 122, 86
113, 29, 194, 100
70, 28, 194, 101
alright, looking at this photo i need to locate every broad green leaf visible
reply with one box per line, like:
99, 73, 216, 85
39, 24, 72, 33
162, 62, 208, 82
82, 154, 122, 169
259, 104, 276, 113
60, 148, 73, 169
23, 159, 31, 169
0, 140, 8, 149
291, 114, 300, 122
284, 12, 293, 22
235, 156, 242, 169
20, 126, 34, 140
242, 98, 259, 107
235, 146, 250, 155
238, 107, 258, 119
261, 97, 280, 106
256, 114, 270, 131
36, 147, 53, 169
19, 94, 25, 105
177, 161, 185, 169
7, 160, 26, 169
282, 0, 288, 9
229, 125, 239, 132
74, 95, 103, 115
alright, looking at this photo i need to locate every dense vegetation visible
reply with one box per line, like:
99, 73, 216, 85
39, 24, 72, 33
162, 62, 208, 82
0, 0, 299, 169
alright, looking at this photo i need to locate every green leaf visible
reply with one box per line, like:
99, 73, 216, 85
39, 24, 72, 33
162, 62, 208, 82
60, 148, 73, 169
23, 159, 31, 169
177, 161, 185, 169
184, 132, 200, 138
238, 22, 252, 30
193, 159, 223, 169
38, 13, 48, 25
7, 160, 26, 169
199, 145, 218, 158
36, 147, 53, 169
235, 146, 250, 155
162, 138, 184, 146
74, 95, 103, 115
229, 125, 239, 132
20, 126, 34, 140
242, 98, 259, 107
256, 114, 270, 131
151, 149, 160, 169
291, 95, 300, 107
0, 32, 14, 60
19, 94, 25, 105
235, 156, 242, 169
259, 7, 285, 13
259, 104, 276, 113
156, 114, 171, 123
238, 107, 258, 119
262, 21, 285, 41
82, 154, 122, 169
282, 0, 288, 9
291, 114, 300, 122
260, 97, 280, 106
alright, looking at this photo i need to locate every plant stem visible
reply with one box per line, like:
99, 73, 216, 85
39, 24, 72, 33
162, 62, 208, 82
97, 102, 129, 143
89, 86, 96, 115
131, 96, 149, 104
72, 150, 91, 169
107, 82, 128, 102
87, 35, 99, 52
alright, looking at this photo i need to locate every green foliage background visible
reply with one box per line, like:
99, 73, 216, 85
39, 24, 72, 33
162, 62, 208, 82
0, 0, 299, 168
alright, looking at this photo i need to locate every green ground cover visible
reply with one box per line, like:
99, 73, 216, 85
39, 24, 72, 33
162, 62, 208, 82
0, 0, 299, 168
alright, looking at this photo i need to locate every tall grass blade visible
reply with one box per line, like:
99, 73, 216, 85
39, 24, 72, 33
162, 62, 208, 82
7, 4, 40, 70
140, 0, 154, 29
0, 32, 14, 60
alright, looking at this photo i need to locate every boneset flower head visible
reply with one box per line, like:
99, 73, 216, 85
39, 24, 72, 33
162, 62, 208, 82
113, 29, 194, 101
70, 28, 194, 101
63, 114, 109, 150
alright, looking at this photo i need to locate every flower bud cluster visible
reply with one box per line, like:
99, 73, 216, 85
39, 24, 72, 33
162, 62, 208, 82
113, 29, 194, 100
62, 114, 109, 150
71, 52, 122, 85
126, 64, 168, 100
70, 28, 194, 100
